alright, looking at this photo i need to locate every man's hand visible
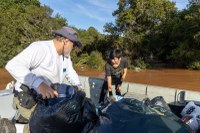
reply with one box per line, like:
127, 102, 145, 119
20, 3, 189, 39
76, 86, 85, 92
38, 82, 58, 99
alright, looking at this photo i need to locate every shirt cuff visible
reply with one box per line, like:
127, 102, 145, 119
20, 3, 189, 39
32, 78, 43, 93
76, 84, 83, 90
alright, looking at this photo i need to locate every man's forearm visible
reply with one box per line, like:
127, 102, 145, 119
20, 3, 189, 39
122, 68, 127, 81
108, 85, 112, 91
107, 76, 112, 91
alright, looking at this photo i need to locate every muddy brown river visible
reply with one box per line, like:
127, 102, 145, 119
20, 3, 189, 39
1, 67, 200, 91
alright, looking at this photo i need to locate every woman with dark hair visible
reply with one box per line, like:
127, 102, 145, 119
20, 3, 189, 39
99, 49, 128, 104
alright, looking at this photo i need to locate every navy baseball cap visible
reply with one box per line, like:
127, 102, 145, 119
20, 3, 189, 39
52, 26, 82, 47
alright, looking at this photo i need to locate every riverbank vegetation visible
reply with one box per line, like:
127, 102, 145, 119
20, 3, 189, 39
0, 0, 199, 70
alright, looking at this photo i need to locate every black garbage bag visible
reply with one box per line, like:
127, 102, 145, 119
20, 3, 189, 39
29, 86, 99, 133
81, 98, 99, 133
29, 90, 86, 133
142, 96, 171, 111
84, 98, 192, 133
151, 96, 171, 111
82, 98, 99, 122
0, 118, 16, 133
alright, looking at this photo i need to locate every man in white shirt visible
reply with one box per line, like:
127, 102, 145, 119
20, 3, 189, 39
5, 26, 83, 133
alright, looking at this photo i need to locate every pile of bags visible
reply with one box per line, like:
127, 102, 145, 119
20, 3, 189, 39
29, 84, 193, 133
181, 101, 200, 132
82, 96, 192, 133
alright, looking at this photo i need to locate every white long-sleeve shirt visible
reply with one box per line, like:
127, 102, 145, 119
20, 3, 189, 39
5, 40, 81, 93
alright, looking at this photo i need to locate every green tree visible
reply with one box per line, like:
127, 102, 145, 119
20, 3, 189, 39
170, 4, 200, 68
149, 3, 200, 68
105, 0, 177, 62
0, 0, 66, 67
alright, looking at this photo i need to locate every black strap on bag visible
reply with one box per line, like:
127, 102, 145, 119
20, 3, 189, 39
16, 84, 38, 109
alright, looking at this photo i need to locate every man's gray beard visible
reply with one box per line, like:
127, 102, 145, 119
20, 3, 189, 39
64, 52, 70, 58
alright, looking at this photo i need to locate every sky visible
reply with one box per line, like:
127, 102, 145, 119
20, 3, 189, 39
39, 0, 189, 33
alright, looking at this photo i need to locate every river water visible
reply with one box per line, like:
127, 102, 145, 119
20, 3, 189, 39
1, 67, 200, 91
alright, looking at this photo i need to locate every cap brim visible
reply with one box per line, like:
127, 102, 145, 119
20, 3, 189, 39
52, 30, 82, 47
52, 31, 65, 38
73, 40, 82, 47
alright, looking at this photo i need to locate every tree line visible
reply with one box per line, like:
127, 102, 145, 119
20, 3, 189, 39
0, 0, 199, 70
